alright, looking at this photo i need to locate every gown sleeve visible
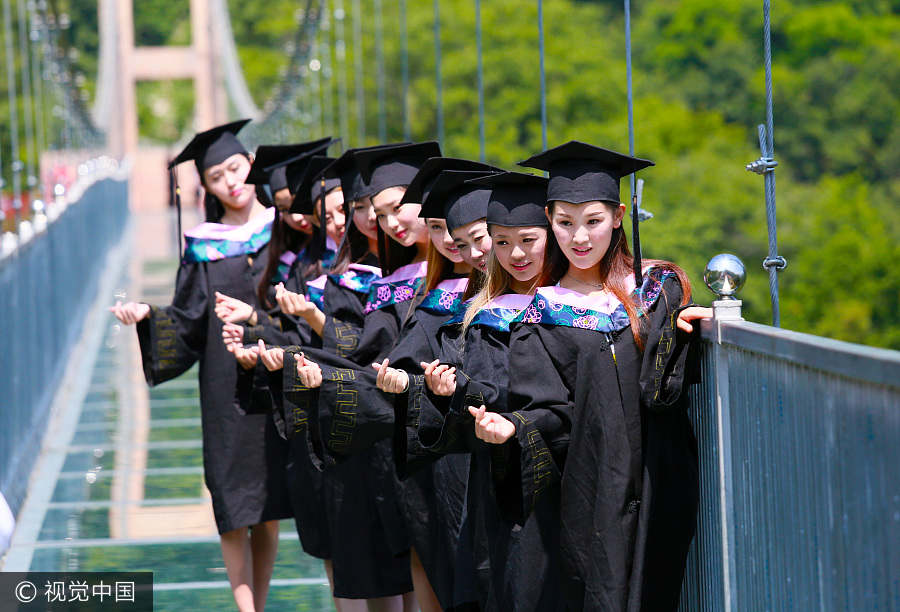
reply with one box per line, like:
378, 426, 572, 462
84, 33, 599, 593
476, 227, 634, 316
498, 323, 576, 524
639, 276, 700, 411
136, 261, 208, 386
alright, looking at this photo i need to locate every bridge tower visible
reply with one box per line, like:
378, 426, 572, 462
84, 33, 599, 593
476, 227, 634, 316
96, 0, 229, 211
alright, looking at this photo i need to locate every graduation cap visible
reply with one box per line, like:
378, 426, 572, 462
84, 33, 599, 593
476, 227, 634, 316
465, 171, 549, 228
290, 156, 339, 215
323, 143, 412, 204
167, 119, 252, 259
169, 119, 251, 173
401, 157, 499, 206
518, 140, 654, 285
245, 138, 335, 190
420, 170, 498, 233
354, 141, 443, 198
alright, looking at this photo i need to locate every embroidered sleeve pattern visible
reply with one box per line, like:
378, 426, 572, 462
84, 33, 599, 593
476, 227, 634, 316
327, 368, 358, 453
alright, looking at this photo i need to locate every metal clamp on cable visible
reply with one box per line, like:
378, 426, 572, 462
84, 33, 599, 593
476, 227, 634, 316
745, 156, 778, 175
762, 255, 787, 271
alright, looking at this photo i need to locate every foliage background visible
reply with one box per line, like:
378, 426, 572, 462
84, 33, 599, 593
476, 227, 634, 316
0, 0, 897, 348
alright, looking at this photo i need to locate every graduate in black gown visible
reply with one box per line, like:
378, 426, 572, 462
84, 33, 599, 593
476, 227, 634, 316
416, 171, 566, 611
470, 142, 711, 611
273, 144, 426, 609
109, 120, 292, 612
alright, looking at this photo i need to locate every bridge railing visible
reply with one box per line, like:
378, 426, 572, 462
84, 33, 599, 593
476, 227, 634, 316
679, 304, 900, 611
0, 161, 129, 517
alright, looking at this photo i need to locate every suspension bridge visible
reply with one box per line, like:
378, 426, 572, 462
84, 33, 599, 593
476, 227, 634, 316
0, 1, 897, 611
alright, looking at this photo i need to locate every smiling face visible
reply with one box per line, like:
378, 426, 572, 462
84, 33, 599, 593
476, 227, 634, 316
202, 153, 255, 211
351, 196, 379, 240
549, 200, 625, 270
313, 188, 347, 244
450, 219, 492, 273
491, 225, 548, 284
426, 218, 463, 263
372, 186, 428, 247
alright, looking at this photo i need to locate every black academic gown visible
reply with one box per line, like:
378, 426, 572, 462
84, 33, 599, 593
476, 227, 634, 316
136, 243, 292, 535
499, 271, 700, 611
425, 301, 565, 612
285, 259, 414, 599
239, 251, 335, 561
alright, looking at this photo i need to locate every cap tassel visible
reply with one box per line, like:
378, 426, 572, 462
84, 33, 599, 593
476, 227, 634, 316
631, 191, 641, 288
170, 166, 183, 261
319, 177, 327, 255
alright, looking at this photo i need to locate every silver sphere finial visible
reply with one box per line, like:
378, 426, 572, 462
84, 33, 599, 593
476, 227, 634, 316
704, 254, 746, 300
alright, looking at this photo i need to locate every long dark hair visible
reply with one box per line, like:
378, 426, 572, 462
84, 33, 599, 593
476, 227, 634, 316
256, 208, 313, 308
376, 224, 419, 277
541, 201, 691, 349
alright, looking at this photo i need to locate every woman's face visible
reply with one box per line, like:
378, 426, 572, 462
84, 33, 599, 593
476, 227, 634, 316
450, 219, 491, 273
351, 197, 379, 240
491, 225, 548, 284
202, 154, 255, 211
426, 218, 463, 263
282, 212, 313, 234
314, 188, 346, 244
549, 200, 624, 270
372, 186, 428, 247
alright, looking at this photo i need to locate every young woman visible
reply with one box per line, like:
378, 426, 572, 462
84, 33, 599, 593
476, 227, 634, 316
416, 171, 566, 611
273, 143, 434, 611
109, 120, 291, 612
472, 141, 710, 611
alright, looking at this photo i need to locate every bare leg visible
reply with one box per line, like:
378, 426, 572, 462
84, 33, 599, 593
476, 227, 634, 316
220, 527, 255, 611
402, 591, 419, 612
366, 595, 407, 612
410, 547, 442, 612
326, 559, 370, 612
250, 521, 280, 611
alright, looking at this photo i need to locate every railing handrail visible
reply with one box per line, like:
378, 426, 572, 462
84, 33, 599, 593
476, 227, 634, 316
701, 317, 900, 390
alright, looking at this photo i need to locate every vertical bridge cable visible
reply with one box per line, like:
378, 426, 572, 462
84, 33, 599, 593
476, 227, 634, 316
352, 0, 364, 145
623, 0, 641, 285
29, 3, 47, 157
400, 0, 410, 140
321, 2, 334, 139
475, 0, 485, 161
3, 0, 22, 229
16, 0, 35, 191
538, 0, 547, 151
433, 0, 444, 145
746, 0, 784, 327
374, 0, 387, 142
334, 0, 350, 146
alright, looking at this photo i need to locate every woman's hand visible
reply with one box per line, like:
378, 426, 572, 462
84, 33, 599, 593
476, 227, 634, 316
275, 283, 317, 317
221, 323, 245, 350
372, 358, 409, 394
468, 405, 516, 444
214, 292, 256, 324
228, 342, 260, 370
257, 339, 285, 372
108, 301, 150, 325
420, 359, 457, 396
676, 306, 714, 333
296, 353, 323, 388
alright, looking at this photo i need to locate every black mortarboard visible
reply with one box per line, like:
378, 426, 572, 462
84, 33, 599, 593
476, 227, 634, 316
324, 143, 411, 204
168, 119, 251, 173
465, 172, 549, 228
245, 138, 334, 189
518, 141, 654, 285
401, 157, 499, 206
419, 170, 498, 233
517, 140, 653, 205
355, 141, 443, 198
290, 157, 338, 215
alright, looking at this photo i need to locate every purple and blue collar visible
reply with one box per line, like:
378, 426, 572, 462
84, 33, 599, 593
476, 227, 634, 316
182, 207, 275, 263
